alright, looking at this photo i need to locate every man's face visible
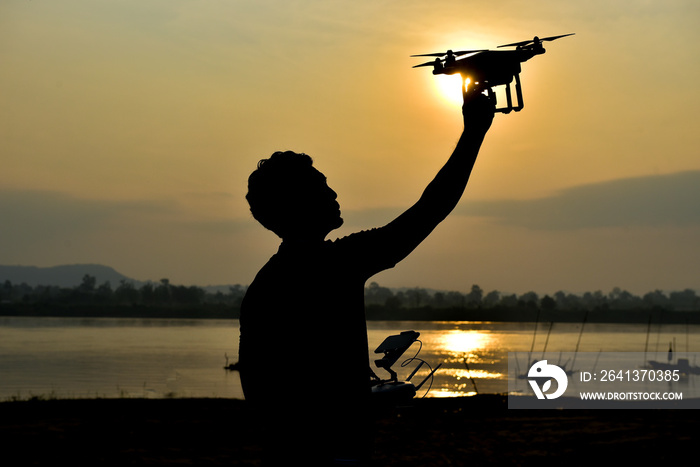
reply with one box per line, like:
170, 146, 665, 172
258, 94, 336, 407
288, 168, 343, 237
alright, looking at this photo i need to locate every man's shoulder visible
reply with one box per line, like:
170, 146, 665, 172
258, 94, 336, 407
330, 227, 399, 274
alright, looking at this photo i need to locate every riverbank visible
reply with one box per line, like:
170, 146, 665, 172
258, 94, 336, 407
0, 395, 694, 465
3, 303, 699, 324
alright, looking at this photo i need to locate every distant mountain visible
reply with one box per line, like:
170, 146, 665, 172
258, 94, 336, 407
0, 264, 140, 288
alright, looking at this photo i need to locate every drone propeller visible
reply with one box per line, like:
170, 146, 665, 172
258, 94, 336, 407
540, 33, 575, 42
412, 59, 441, 69
410, 49, 485, 59
498, 33, 575, 48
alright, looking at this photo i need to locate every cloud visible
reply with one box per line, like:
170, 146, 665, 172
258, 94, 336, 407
0, 190, 171, 245
0, 189, 258, 250
0, 189, 260, 280
456, 170, 700, 230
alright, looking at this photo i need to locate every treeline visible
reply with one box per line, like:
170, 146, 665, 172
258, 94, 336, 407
363, 282, 700, 323
0, 275, 246, 315
364, 282, 700, 313
1, 275, 698, 321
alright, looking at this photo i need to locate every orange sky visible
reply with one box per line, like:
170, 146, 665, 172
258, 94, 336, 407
2, 1, 699, 296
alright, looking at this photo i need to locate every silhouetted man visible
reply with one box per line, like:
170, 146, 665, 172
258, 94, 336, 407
239, 92, 495, 465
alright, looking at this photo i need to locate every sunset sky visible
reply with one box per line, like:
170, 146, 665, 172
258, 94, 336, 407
2, 1, 699, 296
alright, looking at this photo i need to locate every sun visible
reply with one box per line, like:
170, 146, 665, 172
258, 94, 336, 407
434, 74, 467, 106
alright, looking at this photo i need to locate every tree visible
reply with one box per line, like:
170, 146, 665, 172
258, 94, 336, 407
115, 280, 140, 305
499, 293, 518, 308
365, 282, 394, 305
405, 287, 430, 308
608, 287, 639, 310
444, 291, 465, 308
154, 278, 172, 304
581, 290, 607, 310
384, 295, 402, 310
482, 290, 500, 308
669, 289, 698, 311
466, 284, 483, 308
554, 291, 582, 311
518, 291, 539, 308
96, 281, 113, 302
1, 280, 14, 302
171, 285, 205, 305
140, 283, 155, 304
540, 295, 556, 311
432, 292, 446, 308
79, 274, 96, 293
225, 285, 247, 307
642, 290, 668, 310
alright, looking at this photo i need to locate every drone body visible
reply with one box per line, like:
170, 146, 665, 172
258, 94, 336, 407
412, 34, 574, 113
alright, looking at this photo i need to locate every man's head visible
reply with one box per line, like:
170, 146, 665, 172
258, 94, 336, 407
246, 151, 343, 240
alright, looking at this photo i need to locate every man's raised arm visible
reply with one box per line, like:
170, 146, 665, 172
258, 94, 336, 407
379, 92, 495, 263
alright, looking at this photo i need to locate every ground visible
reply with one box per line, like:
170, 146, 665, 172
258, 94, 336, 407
1, 395, 695, 466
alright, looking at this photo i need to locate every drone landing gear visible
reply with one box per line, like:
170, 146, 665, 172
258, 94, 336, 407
498, 73, 524, 114
465, 73, 524, 114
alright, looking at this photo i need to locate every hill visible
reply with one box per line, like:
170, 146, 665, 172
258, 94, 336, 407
0, 264, 139, 288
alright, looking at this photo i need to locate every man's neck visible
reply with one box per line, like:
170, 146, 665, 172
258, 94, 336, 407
281, 234, 327, 249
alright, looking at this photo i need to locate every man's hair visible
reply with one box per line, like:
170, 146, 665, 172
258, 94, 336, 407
246, 151, 314, 237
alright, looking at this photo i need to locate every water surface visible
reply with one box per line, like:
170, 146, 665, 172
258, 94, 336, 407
1, 317, 696, 400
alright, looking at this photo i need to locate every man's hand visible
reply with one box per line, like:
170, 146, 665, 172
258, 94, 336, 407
462, 90, 495, 134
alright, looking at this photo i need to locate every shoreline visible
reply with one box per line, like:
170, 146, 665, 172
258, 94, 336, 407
2, 307, 699, 324
1, 395, 695, 465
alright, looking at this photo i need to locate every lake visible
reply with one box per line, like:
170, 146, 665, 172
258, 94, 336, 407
1, 316, 698, 400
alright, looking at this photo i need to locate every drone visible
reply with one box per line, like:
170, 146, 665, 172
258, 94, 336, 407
412, 33, 574, 113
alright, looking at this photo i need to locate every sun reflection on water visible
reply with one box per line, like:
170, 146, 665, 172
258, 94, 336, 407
437, 329, 496, 358
423, 328, 510, 397
440, 368, 504, 380
430, 388, 478, 398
